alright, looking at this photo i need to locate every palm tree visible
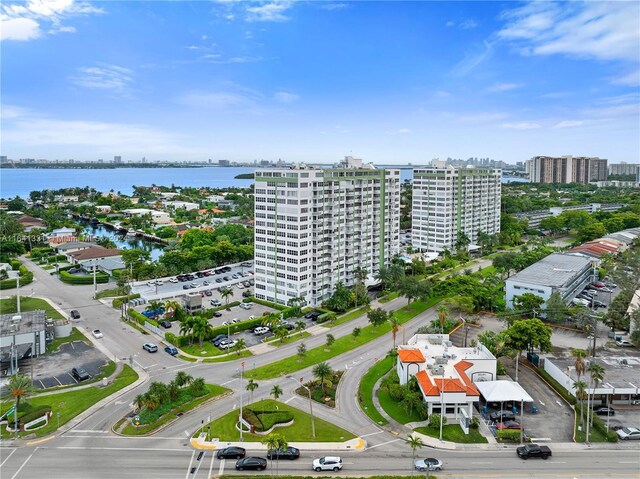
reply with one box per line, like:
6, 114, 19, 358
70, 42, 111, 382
221, 287, 234, 306
167, 381, 180, 404
246, 379, 259, 404
164, 300, 181, 319
588, 362, 605, 434
312, 361, 333, 393
389, 315, 401, 348
144, 393, 160, 411
437, 305, 448, 333
407, 434, 424, 477
179, 316, 197, 344
189, 377, 207, 396
191, 316, 212, 348
262, 432, 287, 477
294, 320, 305, 333
574, 379, 588, 431
275, 327, 289, 344
270, 385, 283, 401
148, 381, 169, 405
233, 338, 246, 356
174, 371, 193, 388
145, 300, 163, 320
134, 393, 146, 412
8, 374, 32, 436
353, 266, 368, 307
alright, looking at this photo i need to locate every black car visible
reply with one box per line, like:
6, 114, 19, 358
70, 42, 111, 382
70, 310, 80, 319
223, 276, 230, 281
592, 300, 606, 308
235, 457, 267, 471
159, 320, 172, 328
204, 290, 213, 296
217, 446, 246, 459
213, 311, 222, 317
592, 405, 615, 416
489, 411, 516, 422
267, 447, 300, 460
242, 290, 251, 298
211, 334, 228, 346
183, 284, 190, 290
72, 367, 90, 381
215, 278, 223, 283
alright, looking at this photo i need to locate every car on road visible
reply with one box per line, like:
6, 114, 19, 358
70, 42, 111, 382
143, 342, 158, 353
517, 444, 551, 460
312, 456, 342, 472
190, 283, 197, 288
70, 310, 80, 319
414, 458, 443, 472
239, 303, 252, 310
91, 329, 103, 339
616, 427, 640, 440
267, 447, 300, 460
254, 326, 270, 335
592, 405, 615, 416
183, 284, 190, 290
217, 446, 246, 459
616, 339, 633, 347
164, 346, 178, 356
235, 457, 267, 471
159, 320, 172, 329
72, 367, 90, 381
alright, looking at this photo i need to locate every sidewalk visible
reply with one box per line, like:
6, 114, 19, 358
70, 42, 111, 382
191, 433, 366, 451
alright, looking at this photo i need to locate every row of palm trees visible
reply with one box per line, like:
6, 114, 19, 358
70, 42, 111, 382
571, 348, 606, 442
133, 371, 206, 414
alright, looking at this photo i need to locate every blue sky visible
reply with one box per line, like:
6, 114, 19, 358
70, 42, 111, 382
1, 0, 639, 164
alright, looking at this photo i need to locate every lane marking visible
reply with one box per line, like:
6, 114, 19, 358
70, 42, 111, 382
284, 397, 295, 404
360, 431, 384, 438
10, 447, 38, 479
51, 446, 189, 452
218, 458, 225, 476
184, 450, 196, 479
0, 448, 16, 467
365, 438, 402, 450
67, 430, 109, 433
208, 451, 216, 478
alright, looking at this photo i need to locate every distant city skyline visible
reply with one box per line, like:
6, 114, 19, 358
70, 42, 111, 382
1, 1, 639, 164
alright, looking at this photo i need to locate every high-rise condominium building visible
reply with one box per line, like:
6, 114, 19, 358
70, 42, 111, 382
253, 156, 400, 306
412, 162, 501, 253
609, 162, 639, 176
527, 156, 608, 184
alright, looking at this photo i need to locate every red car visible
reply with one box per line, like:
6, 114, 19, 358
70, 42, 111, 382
591, 281, 606, 288
497, 421, 522, 430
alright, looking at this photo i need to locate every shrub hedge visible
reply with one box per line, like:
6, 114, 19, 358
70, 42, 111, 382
60, 270, 109, 285
496, 429, 521, 442
0, 264, 34, 290
242, 408, 293, 432
128, 308, 159, 328
249, 296, 287, 311
112, 293, 140, 308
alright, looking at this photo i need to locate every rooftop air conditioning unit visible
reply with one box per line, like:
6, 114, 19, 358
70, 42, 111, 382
443, 340, 453, 347
432, 365, 445, 375
435, 356, 448, 365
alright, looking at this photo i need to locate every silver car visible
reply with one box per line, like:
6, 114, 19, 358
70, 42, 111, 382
617, 427, 640, 440
414, 458, 443, 471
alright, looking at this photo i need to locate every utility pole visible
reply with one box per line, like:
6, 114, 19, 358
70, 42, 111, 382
93, 259, 97, 299
239, 362, 244, 441
17, 277, 21, 314
439, 374, 446, 441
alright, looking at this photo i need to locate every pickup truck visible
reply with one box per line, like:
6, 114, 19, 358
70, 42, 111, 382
516, 444, 552, 460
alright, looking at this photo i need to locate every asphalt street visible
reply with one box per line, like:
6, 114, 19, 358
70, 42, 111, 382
2, 255, 639, 479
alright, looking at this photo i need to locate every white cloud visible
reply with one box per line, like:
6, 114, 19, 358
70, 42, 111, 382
0, 17, 41, 41
553, 120, 583, 128
178, 91, 257, 109
1, 0, 103, 41
445, 20, 454, 27
386, 128, 412, 135
245, 2, 292, 22
501, 122, 541, 130
498, 1, 640, 62
273, 91, 299, 103
487, 82, 522, 92
451, 40, 494, 76
459, 19, 478, 30
539, 91, 571, 99
320, 3, 349, 11
70, 64, 134, 92
610, 69, 640, 87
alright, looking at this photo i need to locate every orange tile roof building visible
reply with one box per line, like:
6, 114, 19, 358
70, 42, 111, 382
397, 334, 496, 420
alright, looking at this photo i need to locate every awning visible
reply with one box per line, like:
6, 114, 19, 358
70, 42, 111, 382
475, 380, 534, 403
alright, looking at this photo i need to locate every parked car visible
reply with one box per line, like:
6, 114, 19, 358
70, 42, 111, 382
235, 457, 267, 471
254, 326, 270, 335
592, 405, 615, 416
237, 284, 245, 289
183, 284, 190, 290
239, 303, 252, 310
223, 276, 230, 281
169, 278, 178, 283
231, 274, 239, 279
190, 283, 197, 288
592, 300, 606, 308
604, 282, 618, 289
497, 420, 522, 430
489, 411, 515, 422
159, 320, 172, 329
91, 329, 103, 339
217, 446, 246, 459
616, 339, 634, 347
164, 346, 178, 356
616, 427, 640, 440
72, 367, 90, 381
219, 339, 237, 350
591, 281, 606, 288
414, 458, 443, 472
242, 290, 251, 298
204, 290, 212, 296
215, 278, 223, 283
210, 299, 221, 306
143, 342, 158, 353
203, 280, 210, 286
312, 456, 342, 472
70, 310, 80, 319
211, 334, 227, 345
213, 311, 222, 317
267, 447, 300, 460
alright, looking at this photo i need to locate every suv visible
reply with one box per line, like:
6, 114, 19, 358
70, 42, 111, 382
592, 405, 615, 416
164, 346, 178, 356
72, 367, 90, 381
210, 299, 221, 306
239, 303, 252, 310
312, 456, 342, 472
143, 342, 158, 353
70, 310, 80, 319
254, 326, 270, 335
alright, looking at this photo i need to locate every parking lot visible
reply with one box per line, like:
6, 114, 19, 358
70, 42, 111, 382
29, 341, 108, 389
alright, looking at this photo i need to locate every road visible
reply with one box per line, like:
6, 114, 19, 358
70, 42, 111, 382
3, 256, 639, 479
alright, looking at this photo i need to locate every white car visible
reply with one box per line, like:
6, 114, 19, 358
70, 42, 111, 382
239, 303, 252, 310
237, 283, 245, 289
210, 299, 221, 306
169, 278, 178, 283
92, 329, 103, 339
616, 339, 633, 347
312, 456, 342, 472
254, 326, 269, 335
218, 339, 237, 350
616, 427, 640, 440
414, 457, 443, 471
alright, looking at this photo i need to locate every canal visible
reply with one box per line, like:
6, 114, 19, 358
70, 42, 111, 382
82, 222, 166, 261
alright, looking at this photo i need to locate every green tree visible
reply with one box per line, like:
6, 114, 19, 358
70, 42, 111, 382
545, 291, 567, 323
367, 307, 389, 329
174, 371, 193, 388
312, 362, 333, 393
145, 300, 163, 321
262, 432, 287, 477
179, 316, 196, 343
587, 362, 605, 431
221, 287, 234, 306
191, 316, 212, 348
233, 337, 246, 356
442, 295, 475, 318
294, 320, 305, 333
324, 281, 354, 312
512, 293, 545, 319
351, 327, 361, 340
8, 374, 33, 436
577, 222, 607, 243
297, 342, 307, 359
274, 327, 289, 344
407, 434, 424, 477
270, 385, 283, 400
397, 276, 432, 305
389, 316, 401, 348
246, 378, 259, 404
455, 231, 471, 253
493, 251, 519, 278
436, 305, 448, 334
503, 319, 552, 382
325, 334, 335, 348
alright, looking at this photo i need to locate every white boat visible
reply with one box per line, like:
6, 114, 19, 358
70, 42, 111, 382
126, 229, 137, 238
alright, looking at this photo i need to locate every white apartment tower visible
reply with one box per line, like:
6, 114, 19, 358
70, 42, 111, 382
412, 162, 501, 253
254, 157, 400, 307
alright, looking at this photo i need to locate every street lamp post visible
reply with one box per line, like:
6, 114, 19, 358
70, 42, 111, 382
287, 375, 315, 438
439, 375, 446, 441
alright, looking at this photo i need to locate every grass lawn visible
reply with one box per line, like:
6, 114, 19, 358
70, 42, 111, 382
181, 341, 223, 357
96, 287, 128, 299
203, 399, 355, 442
121, 384, 229, 436
46, 327, 88, 353
265, 331, 311, 346
0, 297, 64, 320
249, 297, 441, 380
378, 292, 399, 303
295, 371, 343, 408
177, 354, 198, 362
414, 425, 488, 444
330, 307, 369, 327
358, 356, 393, 425
378, 388, 425, 425
202, 350, 252, 362
1, 365, 138, 438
